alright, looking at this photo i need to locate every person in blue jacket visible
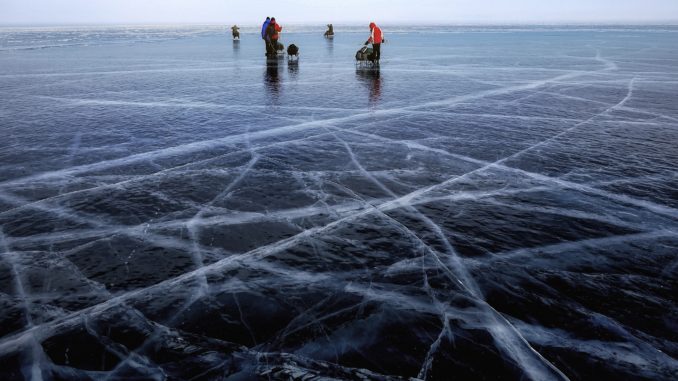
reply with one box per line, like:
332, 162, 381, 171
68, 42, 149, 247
261, 17, 271, 55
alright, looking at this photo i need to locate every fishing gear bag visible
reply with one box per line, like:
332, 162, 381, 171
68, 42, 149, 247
356, 46, 374, 61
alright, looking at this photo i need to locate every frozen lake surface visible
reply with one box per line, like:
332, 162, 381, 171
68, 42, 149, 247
0, 25, 677, 380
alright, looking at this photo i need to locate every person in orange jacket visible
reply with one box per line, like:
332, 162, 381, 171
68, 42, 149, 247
364, 22, 384, 63
266, 17, 283, 56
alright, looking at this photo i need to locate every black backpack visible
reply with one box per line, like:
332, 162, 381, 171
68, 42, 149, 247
287, 44, 299, 56
266, 24, 276, 40
356, 46, 374, 61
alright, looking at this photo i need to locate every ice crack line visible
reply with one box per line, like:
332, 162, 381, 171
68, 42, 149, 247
482, 76, 637, 170
1, 123, 674, 364
0, 68, 600, 191
0, 118, 672, 361
0, 49, 632, 372
338, 123, 678, 221
186, 152, 260, 292
0, 229, 47, 381
0, 128, 339, 220
328, 129, 568, 380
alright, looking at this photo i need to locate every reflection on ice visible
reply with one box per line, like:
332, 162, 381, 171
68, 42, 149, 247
232, 38, 240, 55
265, 61, 282, 104
325, 37, 334, 56
0, 25, 677, 380
356, 68, 382, 107
288, 59, 299, 79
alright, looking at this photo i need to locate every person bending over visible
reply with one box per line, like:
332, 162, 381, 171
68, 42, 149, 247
364, 22, 384, 63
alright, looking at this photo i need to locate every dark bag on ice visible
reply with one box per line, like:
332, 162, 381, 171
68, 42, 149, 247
356, 46, 374, 61
287, 44, 299, 56
276, 42, 284, 52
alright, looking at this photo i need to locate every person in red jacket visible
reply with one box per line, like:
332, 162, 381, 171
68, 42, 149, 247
364, 22, 384, 63
266, 17, 283, 56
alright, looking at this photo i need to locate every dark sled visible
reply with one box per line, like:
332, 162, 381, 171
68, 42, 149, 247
356, 46, 379, 67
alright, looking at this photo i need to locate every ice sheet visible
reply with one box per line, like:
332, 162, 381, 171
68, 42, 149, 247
0, 26, 677, 380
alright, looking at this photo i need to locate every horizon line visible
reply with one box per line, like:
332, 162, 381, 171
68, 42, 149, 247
3, 21, 678, 28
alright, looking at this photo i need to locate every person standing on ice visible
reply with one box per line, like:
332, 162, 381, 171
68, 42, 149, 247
364, 22, 384, 63
266, 17, 283, 56
261, 17, 271, 55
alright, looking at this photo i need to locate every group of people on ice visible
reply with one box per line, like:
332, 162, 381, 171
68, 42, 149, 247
250, 18, 384, 63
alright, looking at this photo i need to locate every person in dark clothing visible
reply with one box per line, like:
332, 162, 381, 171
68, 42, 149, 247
262, 17, 271, 56
372, 43, 381, 62
324, 24, 334, 37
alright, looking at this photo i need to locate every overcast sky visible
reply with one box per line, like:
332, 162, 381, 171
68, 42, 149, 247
2, 0, 678, 26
